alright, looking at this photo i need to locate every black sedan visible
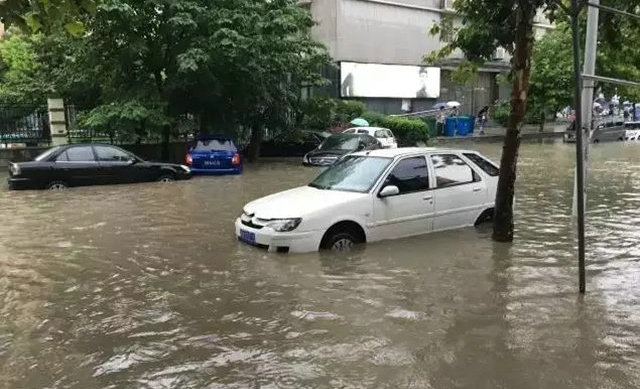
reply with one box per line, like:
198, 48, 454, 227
259, 130, 330, 157
303, 133, 382, 166
8, 144, 191, 190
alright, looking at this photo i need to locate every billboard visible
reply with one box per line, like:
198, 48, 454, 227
340, 62, 440, 99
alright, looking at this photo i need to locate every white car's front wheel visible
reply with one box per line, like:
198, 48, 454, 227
320, 223, 365, 251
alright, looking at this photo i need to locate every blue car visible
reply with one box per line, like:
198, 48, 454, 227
186, 136, 242, 175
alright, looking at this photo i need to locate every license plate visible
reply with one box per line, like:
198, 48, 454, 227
239, 229, 256, 244
204, 160, 221, 167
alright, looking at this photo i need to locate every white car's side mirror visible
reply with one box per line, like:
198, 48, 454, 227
379, 185, 400, 198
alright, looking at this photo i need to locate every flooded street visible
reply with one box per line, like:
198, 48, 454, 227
1, 142, 640, 388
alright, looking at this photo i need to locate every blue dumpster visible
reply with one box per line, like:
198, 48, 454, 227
444, 117, 457, 137
456, 116, 475, 136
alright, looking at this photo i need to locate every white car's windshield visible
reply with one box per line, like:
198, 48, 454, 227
309, 156, 392, 193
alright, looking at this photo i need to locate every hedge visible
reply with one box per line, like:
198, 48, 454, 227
383, 117, 429, 146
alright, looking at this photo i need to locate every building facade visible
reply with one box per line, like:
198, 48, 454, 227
303, 0, 553, 115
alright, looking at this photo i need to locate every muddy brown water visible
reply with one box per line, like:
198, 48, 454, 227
1, 142, 640, 388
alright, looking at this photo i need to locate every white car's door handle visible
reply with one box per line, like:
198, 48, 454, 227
423, 195, 433, 201
472, 187, 483, 192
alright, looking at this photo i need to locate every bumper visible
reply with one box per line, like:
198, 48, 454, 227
7, 177, 37, 190
190, 166, 242, 175
234, 218, 323, 253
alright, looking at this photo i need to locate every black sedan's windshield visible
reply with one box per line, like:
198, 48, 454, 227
319, 135, 362, 151
34, 146, 63, 162
309, 156, 392, 193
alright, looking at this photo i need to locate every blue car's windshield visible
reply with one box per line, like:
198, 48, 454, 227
193, 139, 236, 151
309, 156, 392, 193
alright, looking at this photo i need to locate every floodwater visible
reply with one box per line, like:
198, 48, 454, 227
1, 142, 640, 388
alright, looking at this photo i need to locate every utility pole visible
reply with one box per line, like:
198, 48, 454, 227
573, 0, 599, 217
570, 0, 586, 294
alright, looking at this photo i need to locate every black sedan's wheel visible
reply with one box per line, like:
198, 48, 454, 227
157, 174, 175, 183
47, 181, 68, 190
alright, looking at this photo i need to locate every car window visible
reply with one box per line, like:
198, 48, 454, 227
357, 129, 369, 134
193, 139, 236, 151
310, 156, 392, 193
431, 154, 479, 188
463, 153, 499, 177
384, 156, 429, 194
374, 130, 387, 138
386, 130, 394, 138
62, 146, 95, 162
344, 129, 355, 134
35, 146, 63, 162
95, 146, 132, 162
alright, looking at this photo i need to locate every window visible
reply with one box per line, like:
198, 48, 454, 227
309, 156, 392, 193
95, 146, 132, 162
60, 147, 95, 162
193, 139, 236, 152
356, 129, 369, 134
431, 154, 478, 188
374, 130, 388, 138
384, 157, 429, 194
35, 146, 63, 162
464, 153, 499, 177
386, 130, 394, 138
344, 129, 356, 134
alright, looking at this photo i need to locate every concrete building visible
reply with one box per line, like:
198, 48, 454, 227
302, 0, 553, 115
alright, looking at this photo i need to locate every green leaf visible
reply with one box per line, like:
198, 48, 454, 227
64, 21, 85, 36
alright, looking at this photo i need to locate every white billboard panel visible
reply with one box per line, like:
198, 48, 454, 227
340, 62, 440, 99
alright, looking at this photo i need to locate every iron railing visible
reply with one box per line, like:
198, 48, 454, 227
0, 105, 50, 146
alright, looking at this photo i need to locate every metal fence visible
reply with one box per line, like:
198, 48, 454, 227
65, 105, 115, 144
0, 105, 51, 146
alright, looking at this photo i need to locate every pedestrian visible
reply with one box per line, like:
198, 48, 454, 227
477, 105, 489, 135
436, 107, 446, 135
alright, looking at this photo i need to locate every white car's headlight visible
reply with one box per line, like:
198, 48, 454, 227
266, 218, 302, 232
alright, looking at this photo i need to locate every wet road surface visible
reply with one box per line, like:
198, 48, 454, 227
1, 142, 640, 388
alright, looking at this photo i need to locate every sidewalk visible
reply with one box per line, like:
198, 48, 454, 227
433, 120, 568, 144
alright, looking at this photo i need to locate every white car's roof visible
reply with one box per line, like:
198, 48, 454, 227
351, 147, 479, 159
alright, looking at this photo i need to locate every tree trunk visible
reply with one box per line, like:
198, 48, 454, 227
539, 111, 545, 132
246, 123, 263, 162
492, 4, 535, 243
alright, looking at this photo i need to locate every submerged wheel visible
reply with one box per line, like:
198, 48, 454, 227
157, 174, 175, 183
320, 222, 365, 251
47, 181, 68, 190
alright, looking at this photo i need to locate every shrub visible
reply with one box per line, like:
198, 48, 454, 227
300, 97, 337, 131
360, 111, 387, 127
384, 117, 429, 146
492, 100, 510, 127
335, 100, 365, 123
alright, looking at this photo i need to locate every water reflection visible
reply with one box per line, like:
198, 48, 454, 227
0, 142, 640, 387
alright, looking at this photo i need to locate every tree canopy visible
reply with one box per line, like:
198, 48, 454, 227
0, 0, 331, 148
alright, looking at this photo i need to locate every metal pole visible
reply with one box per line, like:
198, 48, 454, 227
571, 3, 587, 294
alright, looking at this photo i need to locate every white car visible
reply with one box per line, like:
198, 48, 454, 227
343, 127, 397, 148
236, 147, 499, 253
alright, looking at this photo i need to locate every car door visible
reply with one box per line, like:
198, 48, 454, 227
370, 156, 434, 241
94, 145, 139, 184
429, 153, 487, 231
54, 146, 100, 187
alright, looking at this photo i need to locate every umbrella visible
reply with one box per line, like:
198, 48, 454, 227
350, 118, 369, 127
432, 102, 448, 109
446, 101, 461, 108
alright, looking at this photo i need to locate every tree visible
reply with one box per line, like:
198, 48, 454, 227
10, 0, 329, 157
0, 0, 95, 35
428, 0, 556, 242
528, 21, 574, 130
